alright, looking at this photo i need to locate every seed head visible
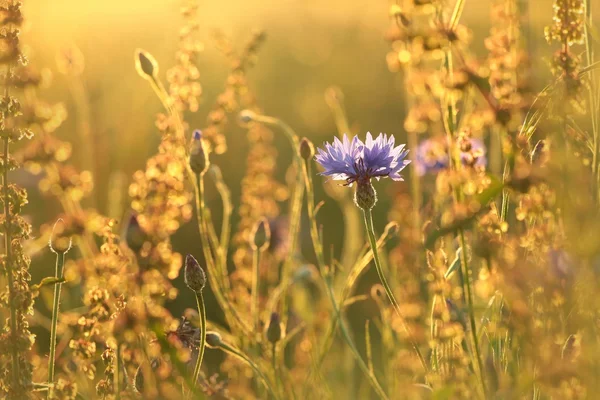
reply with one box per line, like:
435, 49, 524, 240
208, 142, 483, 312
134, 49, 159, 80
299, 137, 315, 160
189, 130, 210, 175
184, 254, 206, 293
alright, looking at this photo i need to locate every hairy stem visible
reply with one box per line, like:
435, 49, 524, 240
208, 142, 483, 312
302, 160, 389, 400
458, 229, 487, 397
194, 173, 250, 335
47, 250, 66, 398
362, 208, 428, 372
251, 248, 261, 332
190, 292, 207, 397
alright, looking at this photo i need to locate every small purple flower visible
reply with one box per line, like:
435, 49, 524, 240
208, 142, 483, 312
415, 136, 487, 176
315, 133, 410, 186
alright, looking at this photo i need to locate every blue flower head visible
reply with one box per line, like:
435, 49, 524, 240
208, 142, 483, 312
415, 136, 487, 176
315, 133, 410, 186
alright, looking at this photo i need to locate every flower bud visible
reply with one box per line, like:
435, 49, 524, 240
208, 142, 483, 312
354, 181, 377, 210
266, 312, 283, 344
49, 218, 72, 254
134, 49, 159, 80
123, 212, 146, 253
184, 254, 206, 293
239, 109, 257, 123
189, 130, 210, 176
250, 218, 271, 252
205, 331, 222, 348
299, 137, 315, 160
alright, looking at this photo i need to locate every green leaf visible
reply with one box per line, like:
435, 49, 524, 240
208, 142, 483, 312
444, 248, 462, 279
31, 277, 66, 292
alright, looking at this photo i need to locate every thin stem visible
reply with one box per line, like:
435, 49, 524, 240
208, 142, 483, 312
584, 0, 599, 203
251, 248, 261, 332
459, 229, 487, 397
302, 160, 389, 400
249, 114, 304, 322
271, 344, 282, 397
362, 208, 428, 372
193, 173, 250, 335
190, 293, 207, 397
115, 343, 121, 400
47, 250, 66, 398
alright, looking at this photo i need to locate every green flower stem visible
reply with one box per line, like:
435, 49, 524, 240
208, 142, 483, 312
115, 343, 121, 400
302, 160, 389, 400
211, 168, 233, 276
362, 208, 428, 373
251, 248, 261, 332
458, 229, 487, 396
443, 27, 487, 396
271, 344, 282, 397
193, 173, 250, 335
218, 342, 279, 400
190, 292, 207, 397
314, 228, 394, 372
47, 249, 66, 398
247, 113, 304, 322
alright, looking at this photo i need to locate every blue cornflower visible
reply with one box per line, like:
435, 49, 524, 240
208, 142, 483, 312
415, 136, 486, 176
315, 133, 410, 209
315, 133, 410, 186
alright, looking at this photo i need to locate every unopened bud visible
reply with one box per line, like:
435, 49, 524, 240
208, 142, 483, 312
189, 130, 210, 175
250, 218, 271, 252
370, 284, 386, 300
266, 312, 283, 344
49, 219, 72, 254
184, 254, 206, 293
239, 109, 257, 123
123, 212, 146, 253
299, 137, 315, 160
134, 49, 159, 80
354, 181, 377, 210
205, 331, 222, 348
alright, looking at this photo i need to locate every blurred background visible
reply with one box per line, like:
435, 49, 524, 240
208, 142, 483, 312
20, 0, 576, 362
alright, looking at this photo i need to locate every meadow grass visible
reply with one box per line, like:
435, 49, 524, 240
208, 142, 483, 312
1, 0, 600, 399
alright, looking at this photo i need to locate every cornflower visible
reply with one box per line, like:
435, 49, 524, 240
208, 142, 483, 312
316, 132, 428, 371
315, 133, 410, 209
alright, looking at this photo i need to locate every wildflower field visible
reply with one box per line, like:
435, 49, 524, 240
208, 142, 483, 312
1, 0, 600, 398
